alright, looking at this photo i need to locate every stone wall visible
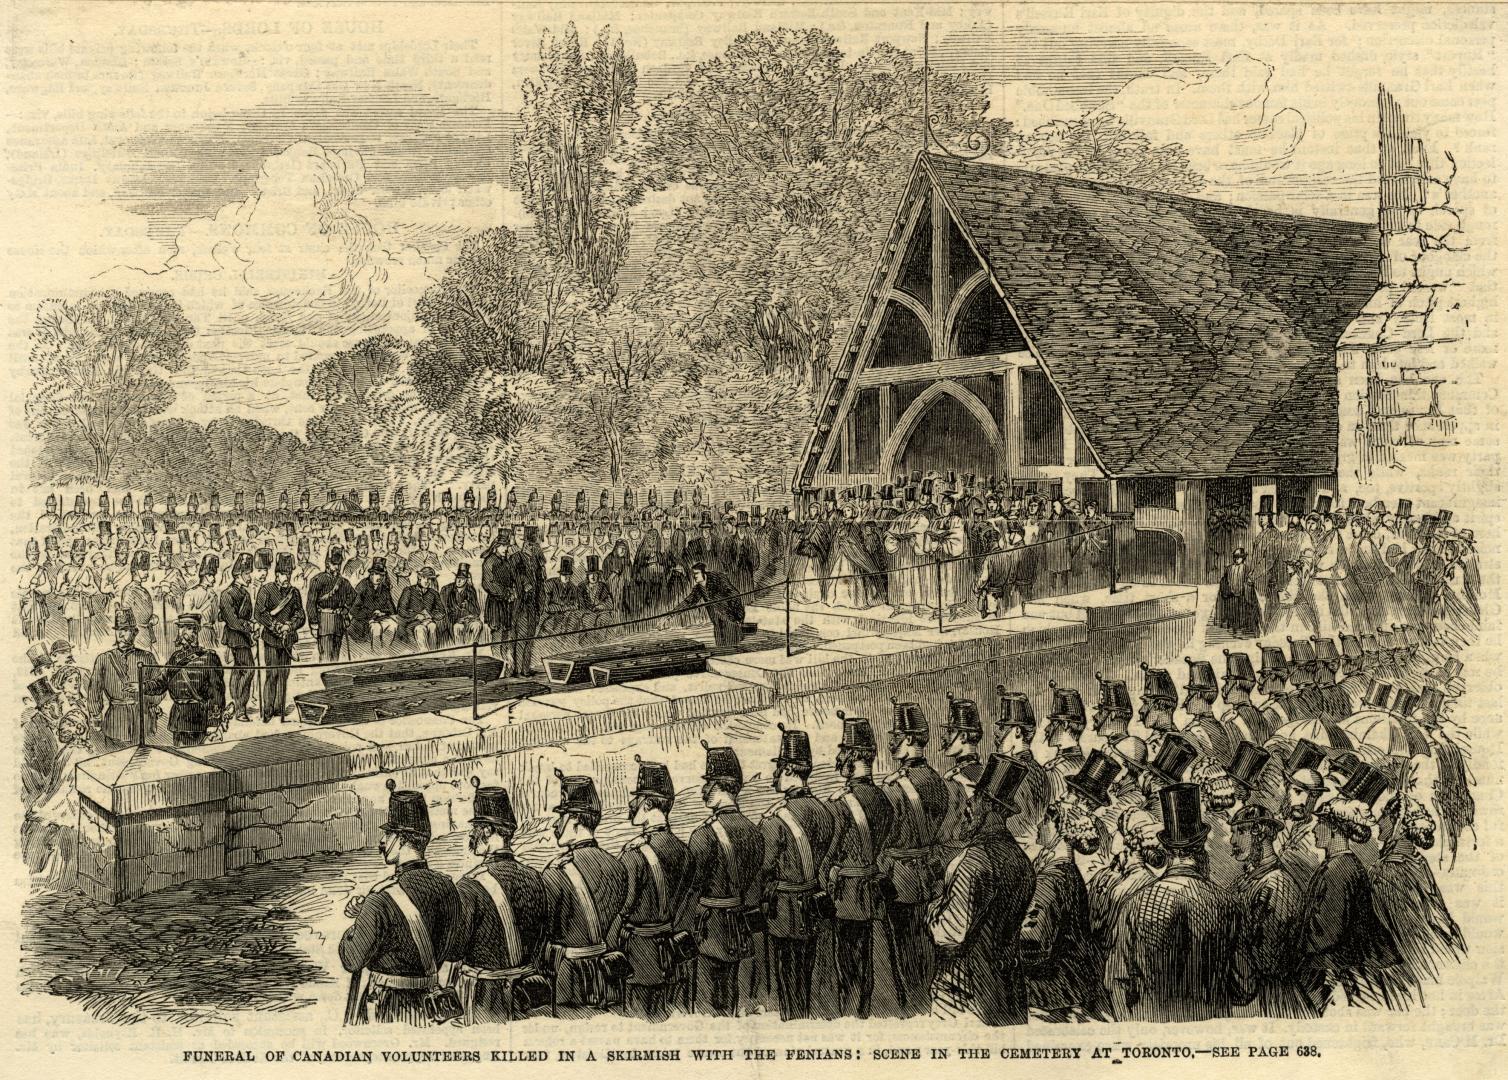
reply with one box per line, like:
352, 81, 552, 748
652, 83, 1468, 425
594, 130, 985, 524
1338, 87, 1469, 489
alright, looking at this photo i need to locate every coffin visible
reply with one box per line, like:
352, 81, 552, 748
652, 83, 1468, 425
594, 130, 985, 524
588, 647, 710, 688
544, 637, 703, 688
319, 654, 504, 690
294, 675, 546, 725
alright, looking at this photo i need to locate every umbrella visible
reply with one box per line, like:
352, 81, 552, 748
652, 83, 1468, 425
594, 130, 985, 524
1346, 709, 1432, 758
1276, 716, 1354, 751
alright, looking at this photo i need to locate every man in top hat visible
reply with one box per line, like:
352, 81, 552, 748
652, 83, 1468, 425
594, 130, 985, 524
55, 536, 100, 647
541, 770, 628, 1011
681, 561, 745, 649
341, 779, 463, 1025
940, 694, 986, 846
884, 483, 934, 618
306, 546, 355, 661
1226, 801, 1312, 1017
1276, 739, 1329, 888
760, 723, 836, 1021
352, 557, 400, 652
823, 712, 894, 1019
255, 552, 305, 721
878, 698, 948, 1015
397, 565, 449, 651
1041, 682, 1090, 801
87, 608, 165, 749
1023, 767, 1113, 1021
451, 777, 549, 1024
1107, 783, 1232, 1022
538, 555, 585, 638
218, 552, 258, 722
479, 528, 517, 663
1144, 731, 1200, 792
442, 563, 483, 646
683, 742, 763, 1017
927, 753, 1037, 1026
1214, 546, 1261, 638
144, 613, 227, 747
505, 525, 546, 677
994, 687, 1051, 838
180, 554, 223, 653
613, 757, 691, 1022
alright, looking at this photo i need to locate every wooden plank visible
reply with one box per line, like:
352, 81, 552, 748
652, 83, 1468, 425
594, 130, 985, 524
544, 636, 703, 688
320, 654, 503, 689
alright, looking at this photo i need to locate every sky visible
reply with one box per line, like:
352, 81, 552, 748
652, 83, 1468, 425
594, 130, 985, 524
4, 2, 1501, 434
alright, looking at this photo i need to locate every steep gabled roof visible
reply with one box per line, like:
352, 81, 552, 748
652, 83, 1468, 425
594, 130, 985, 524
924, 154, 1379, 476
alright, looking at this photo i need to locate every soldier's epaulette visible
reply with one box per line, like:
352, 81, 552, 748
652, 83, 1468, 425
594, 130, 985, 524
622, 835, 647, 854
760, 799, 786, 821
545, 852, 572, 870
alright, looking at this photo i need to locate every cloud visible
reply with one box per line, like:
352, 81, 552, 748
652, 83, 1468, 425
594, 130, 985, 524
986, 81, 1083, 132
1091, 54, 1307, 182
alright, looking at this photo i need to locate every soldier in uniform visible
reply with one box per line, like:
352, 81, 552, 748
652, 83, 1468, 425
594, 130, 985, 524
86, 608, 163, 749
927, 753, 1036, 1026
880, 698, 949, 1015
1219, 649, 1273, 746
1041, 682, 1089, 802
823, 712, 893, 1019
179, 555, 222, 653
939, 693, 985, 848
341, 780, 463, 1025
219, 552, 257, 722
994, 687, 1051, 839
1091, 673, 1135, 743
1107, 783, 1234, 1023
55, 537, 99, 647
760, 723, 836, 1020
684, 741, 764, 1016
144, 614, 227, 747
255, 552, 305, 721
452, 778, 549, 1024
542, 770, 628, 1012
614, 757, 691, 1022
306, 546, 355, 661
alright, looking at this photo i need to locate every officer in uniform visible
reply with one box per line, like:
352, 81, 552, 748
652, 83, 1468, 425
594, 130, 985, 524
144, 613, 227, 747
880, 698, 949, 1015
218, 552, 257, 722
939, 693, 986, 844
306, 545, 355, 661
824, 711, 894, 1019
995, 687, 1051, 839
542, 770, 628, 1012
255, 552, 305, 721
614, 757, 691, 1022
86, 608, 163, 749
684, 741, 764, 1016
760, 723, 836, 1020
340, 779, 463, 1025
453, 777, 548, 1024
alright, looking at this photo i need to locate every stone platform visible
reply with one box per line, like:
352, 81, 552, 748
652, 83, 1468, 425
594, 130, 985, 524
76, 583, 1195, 904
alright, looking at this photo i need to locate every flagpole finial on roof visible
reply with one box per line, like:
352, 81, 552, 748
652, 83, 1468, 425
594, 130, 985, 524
923, 22, 992, 162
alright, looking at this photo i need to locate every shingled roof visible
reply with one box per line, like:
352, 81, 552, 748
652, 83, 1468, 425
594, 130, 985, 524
921, 154, 1379, 477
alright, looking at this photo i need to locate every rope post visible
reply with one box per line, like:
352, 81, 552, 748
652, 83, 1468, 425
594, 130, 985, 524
784, 574, 793, 657
936, 554, 945, 635
471, 640, 480, 724
1109, 519, 1120, 595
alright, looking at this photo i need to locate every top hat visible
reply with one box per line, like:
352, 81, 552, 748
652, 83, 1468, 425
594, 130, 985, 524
1223, 649, 1256, 684
1339, 761, 1390, 810
1347, 497, 1366, 516
1363, 680, 1393, 710
1147, 732, 1198, 785
772, 723, 813, 771
1184, 657, 1218, 693
837, 711, 878, 755
1257, 644, 1289, 678
1438, 509, 1453, 525
28, 677, 57, 707
1416, 686, 1445, 721
1391, 687, 1420, 718
975, 753, 1029, 811
585, 554, 600, 574
920, 479, 934, 497
557, 555, 574, 578
1314, 495, 1333, 515
890, 698, 928, 739
699, 510, 714, 529
1395, 499, 1413, 519
1431, 657, 1464, 682
1046, 682, 1087, 727
1064, 750, 1121, 808
381, 778, 432, 838
701, 740, 743, 787
552, 769, 602, 817
469, 776, 517, 831
735, 510, 750, 527
368, 557, 388, 574
1229, 802, 1282, 833
1283, 495, 1306, 518
1140, 663, 1178, 703
1226, 741, 1272, 791
943, 693, 983, 739
1329, 750, 1362, 782
1157, 783, 1209, 850
1095, 673, 1133, 714
995, 688, 1037, 734
631, 756, 676, 800
274, 552, 295, 575
1286, 739, 1328, 778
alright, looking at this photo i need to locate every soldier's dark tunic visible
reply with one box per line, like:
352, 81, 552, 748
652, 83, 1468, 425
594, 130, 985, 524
339, 860, 463, 1025
1228, 856, 1314, 1018
1007, 749, 1053, 839
453, 852, 549, 1023
1020, 849, 1105, 1020
145, 643, 226, 747
616, 825, 690, 1017
929, 819, 1035, 1026
685, 806, 764, 1016
760, 788, 837, 1020
880, 758, 949, 1013
542, 840, 628, 1009
87, 642, 161, 748
218, 582, 256, 718
305, 569, 355, 661
824, 777, 894, 1019
255, 580, 304, 719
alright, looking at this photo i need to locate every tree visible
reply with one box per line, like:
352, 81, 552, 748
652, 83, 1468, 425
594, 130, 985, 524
26, 290, 195, 483
307, 333, 410, 406
516, 23, 638, 306
1009, 111, 1206, 194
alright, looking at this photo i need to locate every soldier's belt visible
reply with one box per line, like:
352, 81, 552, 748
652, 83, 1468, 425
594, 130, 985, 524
459, 963, 534, 982
887, 847, 933, 860
698, 896, 742, 910
772, 880, 820, 894
559, 943, 607, 960
367, 972, 437, 991
834, 865, 881, 878
624, 921, 673, 936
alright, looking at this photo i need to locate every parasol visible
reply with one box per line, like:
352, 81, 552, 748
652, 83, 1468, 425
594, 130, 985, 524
1345, 708, 1432, 758
1275, 716, 1354, 751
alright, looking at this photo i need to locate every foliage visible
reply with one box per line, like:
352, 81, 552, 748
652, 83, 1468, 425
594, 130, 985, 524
25, 291, 195, 484
1008, 111, 1206, 194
